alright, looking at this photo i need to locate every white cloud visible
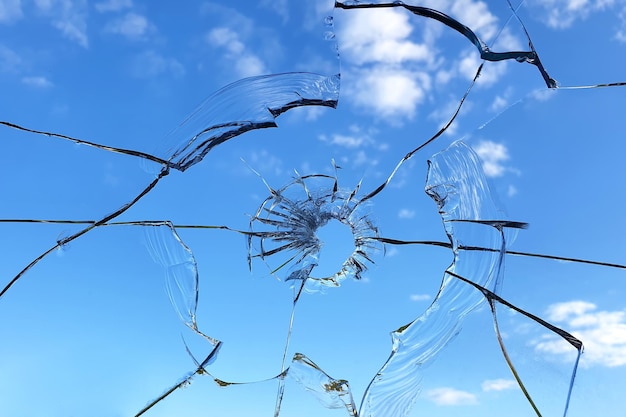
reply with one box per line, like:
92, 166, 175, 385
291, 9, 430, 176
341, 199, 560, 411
481, 378, 517, 391
34, 0, 88, 48
450, 0, 498, 40
207, 27, 245, 54
95, 0, 132, 13
335, 0, 519, 121
234, 54, 265, 78
426, 387, 478, 406
398, 209, 415, 219
473, 140, 511, 177
546, 300, 596, 321
131, 50, 184, 78
337, 7, 435, 120
206, 27, 267, 77
435, 67, 455, 85
338, 8, 432, 66
533, 300, 626, 368
530, 0, 616, 29
21, 76, 53, 88
105, 12, 153, 39
349, 67, 429, 120
410, 293, 430, 302
0, 0, 22, 23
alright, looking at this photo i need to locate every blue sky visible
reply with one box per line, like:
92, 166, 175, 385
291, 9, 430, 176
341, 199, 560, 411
1, 0, 625, 416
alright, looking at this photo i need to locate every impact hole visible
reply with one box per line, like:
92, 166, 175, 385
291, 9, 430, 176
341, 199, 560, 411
314, 218, 355, 278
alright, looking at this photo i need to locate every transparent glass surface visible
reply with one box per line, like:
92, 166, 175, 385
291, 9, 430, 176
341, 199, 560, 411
1, 1, 625, 416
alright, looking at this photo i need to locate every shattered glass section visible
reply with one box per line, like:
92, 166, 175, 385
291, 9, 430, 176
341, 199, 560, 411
1, 1, 625, 416
154, 73, 340, 172
248, 169, 381, 291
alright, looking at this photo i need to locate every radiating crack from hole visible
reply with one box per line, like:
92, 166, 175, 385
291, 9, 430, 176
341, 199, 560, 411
248, 167, 382, 292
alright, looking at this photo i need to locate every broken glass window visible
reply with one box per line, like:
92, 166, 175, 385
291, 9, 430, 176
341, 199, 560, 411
1, 1, 625, 416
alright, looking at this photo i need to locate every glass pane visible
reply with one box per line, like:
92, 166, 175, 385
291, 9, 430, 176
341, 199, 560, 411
1, 1, 624, 416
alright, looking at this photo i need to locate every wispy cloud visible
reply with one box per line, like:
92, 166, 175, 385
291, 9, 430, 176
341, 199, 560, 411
351, 149, 378, 167
247, 149, 283, 177
21, 76, 53, 88
507, 185, 518, 197
131, 50, 184, 78
205, 27, 267, 77
531, 88, 557, 102
529, 0, 616, 29
319, 133, 368, 148
426, 387, 478, 406
0, 0, 23, 23
260, 0, 288, 22
95, 0, 132, 13
0, 45, 21, 72
319, 125, 375, 149
34, 0, 89, 48
490, 95, 508, 112
533, 300, 626, 367
398, 209, 415, 219
410, 293, 430, 302
481, 378, 517, 391
104, 12, 154, 40
320, 125, 384, 168
616, 5, 626, 42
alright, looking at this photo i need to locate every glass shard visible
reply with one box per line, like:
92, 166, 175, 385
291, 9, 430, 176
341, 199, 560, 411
286, 353, 357, 416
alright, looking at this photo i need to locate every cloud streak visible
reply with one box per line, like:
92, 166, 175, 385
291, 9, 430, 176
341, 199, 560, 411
426, 387, 478, 406
104, 12, 154, 39
481, 378, 517, 391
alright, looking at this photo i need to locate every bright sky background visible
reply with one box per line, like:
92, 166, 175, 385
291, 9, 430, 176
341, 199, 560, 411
1, 1, 625, 416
